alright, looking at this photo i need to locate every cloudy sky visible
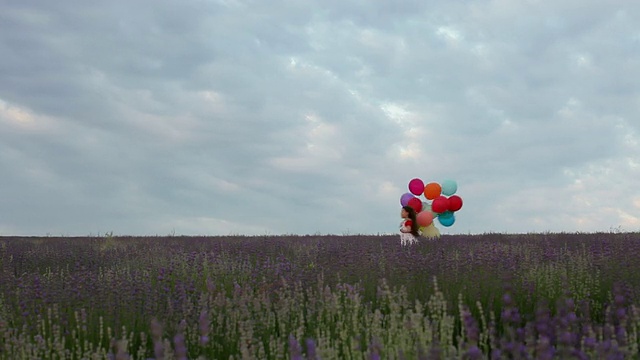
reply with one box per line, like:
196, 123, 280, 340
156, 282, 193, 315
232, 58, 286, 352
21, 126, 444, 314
1, 0, 639, 236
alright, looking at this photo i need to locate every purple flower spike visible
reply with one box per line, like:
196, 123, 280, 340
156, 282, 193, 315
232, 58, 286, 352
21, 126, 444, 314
173, 334, 188, 360
199, 311, 210, 346
368, 337, 383, 360
306, 338, 319, 360
289, 334, 303, 360
463, 345, 482, 359
150, 319, 164, 360
114, 340, 130, 360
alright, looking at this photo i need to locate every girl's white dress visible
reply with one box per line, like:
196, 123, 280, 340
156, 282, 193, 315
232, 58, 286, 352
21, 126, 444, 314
399, 220, 419, 245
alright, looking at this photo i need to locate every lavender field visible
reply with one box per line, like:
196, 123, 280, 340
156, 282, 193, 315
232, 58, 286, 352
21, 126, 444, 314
1, 233, 639, 359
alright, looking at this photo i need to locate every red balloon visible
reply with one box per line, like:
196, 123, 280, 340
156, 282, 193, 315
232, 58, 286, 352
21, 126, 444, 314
431, 196, 450, 213
448, 195, 463, 212
407, 197, 423, 212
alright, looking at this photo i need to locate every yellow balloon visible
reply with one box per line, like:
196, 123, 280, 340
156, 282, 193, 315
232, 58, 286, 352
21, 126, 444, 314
421, 224, 441, 239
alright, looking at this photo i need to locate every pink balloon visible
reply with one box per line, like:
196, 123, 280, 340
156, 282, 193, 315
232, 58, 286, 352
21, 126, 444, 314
417, 211, 434, 227
408, 178, 425, 196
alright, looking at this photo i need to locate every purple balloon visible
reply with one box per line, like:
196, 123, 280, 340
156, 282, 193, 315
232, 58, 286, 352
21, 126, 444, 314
400, 192, 415, 206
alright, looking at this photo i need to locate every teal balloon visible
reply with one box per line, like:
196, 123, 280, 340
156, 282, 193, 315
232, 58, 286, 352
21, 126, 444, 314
441, 179, 457, 196
438, 213, 455, 227
439, 211, 454, 220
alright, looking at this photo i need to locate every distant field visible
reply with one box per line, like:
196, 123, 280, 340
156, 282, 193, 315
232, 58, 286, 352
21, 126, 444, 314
1, 233, 639, 359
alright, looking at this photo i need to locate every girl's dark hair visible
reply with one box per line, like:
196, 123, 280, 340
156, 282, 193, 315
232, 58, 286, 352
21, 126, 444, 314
402, 205, 420, 237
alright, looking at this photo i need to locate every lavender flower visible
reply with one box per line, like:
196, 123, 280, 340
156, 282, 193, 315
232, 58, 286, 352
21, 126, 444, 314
289, 334, 303, 360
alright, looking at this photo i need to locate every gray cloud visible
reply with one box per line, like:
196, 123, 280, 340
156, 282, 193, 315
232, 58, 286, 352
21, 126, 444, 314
1, 0, 639, 235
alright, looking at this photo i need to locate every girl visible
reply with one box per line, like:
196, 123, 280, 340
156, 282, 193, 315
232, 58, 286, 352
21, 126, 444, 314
399, 205, 420, 245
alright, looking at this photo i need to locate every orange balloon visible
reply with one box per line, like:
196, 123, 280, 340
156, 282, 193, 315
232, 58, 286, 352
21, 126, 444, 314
423, 182, 442, 200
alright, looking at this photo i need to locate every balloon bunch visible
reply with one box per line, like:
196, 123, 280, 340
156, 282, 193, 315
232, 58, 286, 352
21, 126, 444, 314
400, 178, 463, 235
